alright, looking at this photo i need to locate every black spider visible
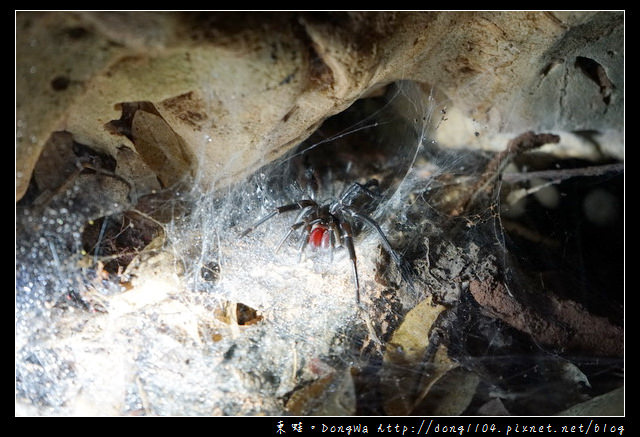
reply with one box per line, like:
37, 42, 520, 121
241, 180, 409, 303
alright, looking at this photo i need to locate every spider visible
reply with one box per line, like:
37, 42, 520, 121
240, 179, 409, 303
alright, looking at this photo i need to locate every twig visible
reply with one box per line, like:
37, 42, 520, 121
450, 131, 560, 216
503, 162, 624, 183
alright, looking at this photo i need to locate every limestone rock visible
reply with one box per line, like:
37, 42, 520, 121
16, 11, 623, 200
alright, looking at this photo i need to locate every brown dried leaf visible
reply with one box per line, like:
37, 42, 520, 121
557, 387, 623, 416
131, 109, 195, 188
114, 145, 162, 197
384, 295, 447, 365
413, 366, 480, 416
285, 368, 355, 416
381, 295, 450, 415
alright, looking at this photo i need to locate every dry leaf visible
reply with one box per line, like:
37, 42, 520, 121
381, 295, 449, 415
131, 109, 194, 188
556, 387, 623, 416
414, 366, 480, 415
285, 368, 355, 415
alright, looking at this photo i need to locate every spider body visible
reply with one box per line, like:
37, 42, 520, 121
309, 224, 330, 249
241, 180, 409, 303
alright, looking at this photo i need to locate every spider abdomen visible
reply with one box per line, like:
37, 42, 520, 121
309, 224, 330, 249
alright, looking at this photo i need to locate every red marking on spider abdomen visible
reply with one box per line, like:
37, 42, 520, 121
309, 224, 330, 249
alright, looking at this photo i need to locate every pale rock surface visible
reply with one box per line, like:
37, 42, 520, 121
16, 11, 623, 200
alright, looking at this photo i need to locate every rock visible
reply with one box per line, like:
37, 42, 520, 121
16, 12, 623, 201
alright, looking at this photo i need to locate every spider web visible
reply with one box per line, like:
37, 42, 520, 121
15, 76, 623, 416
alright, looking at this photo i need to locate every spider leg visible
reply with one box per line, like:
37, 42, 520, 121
348, 210, 398, 262
275, 206, 314, 252
338, 179, 381, 207
339, 221, 360, 303
240, 200, 317, 237
297, 223, 312, 262
328, 221, 340, 263
275, 221, 304, 253
347, 209, 414, 290
240, 210, 278, 237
